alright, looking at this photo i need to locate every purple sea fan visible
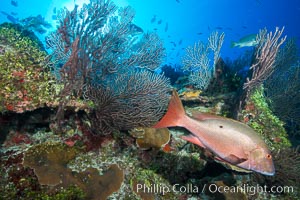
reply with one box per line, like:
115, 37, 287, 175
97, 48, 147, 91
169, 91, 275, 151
45, 0, 169, 130
83, 70, 171, 135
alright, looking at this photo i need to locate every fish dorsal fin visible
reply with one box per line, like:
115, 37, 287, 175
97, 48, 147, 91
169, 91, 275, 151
190, 110, 225, 121
181, 134, 206, 148
153, 90, 185, 128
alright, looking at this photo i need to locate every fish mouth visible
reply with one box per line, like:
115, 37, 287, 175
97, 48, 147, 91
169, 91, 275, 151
252, 164, 275, 176
262, 162, 276, 176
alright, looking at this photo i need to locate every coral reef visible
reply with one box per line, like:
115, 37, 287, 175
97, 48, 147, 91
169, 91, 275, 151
179, 90, 202, 101
45, 0, 170, 134
242, 86, 291, 151
243, 27, 286, 91
131, 168, 177, 200
22, 142, 79, 186
129, 127, 170, 150
0, 91, 294, 200
0, 23, 55, 113
20, 14, 52, 34
264, 38, 300, 139
179, 88, 237, 118
181, 31, 225, 90
147, 146, 207, 185
22, 142, 124, 199
0, 1, 297, 200
270, 147, 300, 193
83, 70, 171, 135
77, 165, 124, 200
205, 58, 243, 96
46, 1, 162, 92
236, 27, 287, 121
66, 135, 178, 199
160, 64, 185, 85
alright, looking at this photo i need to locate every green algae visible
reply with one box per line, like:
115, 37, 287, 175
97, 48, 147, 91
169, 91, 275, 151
245, 85, 291, 151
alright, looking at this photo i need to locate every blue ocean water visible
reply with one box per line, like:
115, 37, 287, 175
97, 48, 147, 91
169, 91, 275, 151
1, 0, 299, 65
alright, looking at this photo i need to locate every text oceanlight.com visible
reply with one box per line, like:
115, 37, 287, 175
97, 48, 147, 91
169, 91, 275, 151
136, 183, 294, 196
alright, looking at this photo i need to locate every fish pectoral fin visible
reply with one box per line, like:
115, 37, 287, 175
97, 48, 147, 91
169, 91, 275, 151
181, 134, 206, 148
224, 154, 247, 165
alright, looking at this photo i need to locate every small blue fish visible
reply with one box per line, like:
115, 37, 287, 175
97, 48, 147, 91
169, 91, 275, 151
11, 0, 18, 7
7, 14, 19, 23
178, 39, 183, 45
150, 15, 156, 23
164, 22, 168, 32
1, 11, 19, 23
170, 41, 176, 47
1, 11, 9, 16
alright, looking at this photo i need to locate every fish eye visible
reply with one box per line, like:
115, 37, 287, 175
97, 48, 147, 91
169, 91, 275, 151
266, 154, 272, 159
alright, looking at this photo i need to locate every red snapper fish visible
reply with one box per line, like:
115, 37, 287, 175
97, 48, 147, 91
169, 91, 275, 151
154, 90, 275, 176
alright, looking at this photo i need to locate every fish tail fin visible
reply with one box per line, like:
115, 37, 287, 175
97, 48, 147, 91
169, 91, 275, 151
153, 89, 186, 128
230, 41, 236, 48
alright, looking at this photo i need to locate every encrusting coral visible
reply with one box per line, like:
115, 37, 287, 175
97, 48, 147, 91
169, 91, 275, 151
0, 23, 55, 113
242, 86, 291, 151
22, 142, 124, 199
129, 127, 171, 150
22, 142, 78, 186
75, 165, 124, 200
